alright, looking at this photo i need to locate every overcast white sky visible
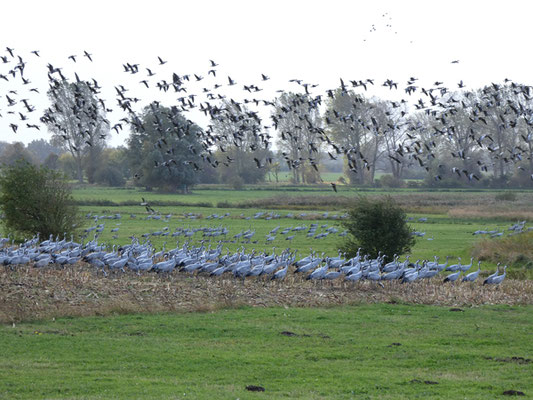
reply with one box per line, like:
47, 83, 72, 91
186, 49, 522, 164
1, 0, 533, 146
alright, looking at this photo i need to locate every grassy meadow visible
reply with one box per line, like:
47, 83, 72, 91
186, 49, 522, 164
1, 304, 531, 399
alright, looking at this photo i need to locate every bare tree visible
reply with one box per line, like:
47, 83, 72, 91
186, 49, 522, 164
41, 79, 108, 183
274, 92, 323, 184
209, 99, 272, 184
324, 89, 384, 184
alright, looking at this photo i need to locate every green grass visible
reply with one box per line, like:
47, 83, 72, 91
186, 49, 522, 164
71, 186, 356, 207
0, 304, 531, 399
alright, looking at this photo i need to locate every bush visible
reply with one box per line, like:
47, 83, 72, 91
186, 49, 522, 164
494, 191, 517, 202
377, 174, 404, 188
229, 175, 244, 190
340, 196, 415, 261
0, 161, 81, 240
94, 165, 125, 187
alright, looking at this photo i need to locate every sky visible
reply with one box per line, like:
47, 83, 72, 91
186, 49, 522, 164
1, 0, 533, 147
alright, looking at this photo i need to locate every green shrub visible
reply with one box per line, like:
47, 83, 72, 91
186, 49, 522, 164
229, 175, 244, 190
94, 165, 125, 187
494, 191, 517, 201
340, 196, 415, 261
377, 174, 404, 188
0, 161, 81, 240
217, 201, 232, 208
406, 180, 422, 188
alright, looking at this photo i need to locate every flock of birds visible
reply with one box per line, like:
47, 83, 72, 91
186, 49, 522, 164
0, 47, 524, 292
473, 220, 532, 238
81, 211, 348, 244
1, 45, 533, 185
0, 234, 507, 286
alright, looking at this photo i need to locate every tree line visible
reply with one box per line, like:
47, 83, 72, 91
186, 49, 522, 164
2, 79, 532, 190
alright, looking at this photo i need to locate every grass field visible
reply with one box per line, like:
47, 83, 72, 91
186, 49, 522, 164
71, 186, 533, 222
71, 185, 533, 207
1, 304, 531, 399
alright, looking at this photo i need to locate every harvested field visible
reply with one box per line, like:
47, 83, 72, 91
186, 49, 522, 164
2, 264, 532, 323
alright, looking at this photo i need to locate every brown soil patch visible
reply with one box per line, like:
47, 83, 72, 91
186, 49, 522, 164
1, 264, 532, 323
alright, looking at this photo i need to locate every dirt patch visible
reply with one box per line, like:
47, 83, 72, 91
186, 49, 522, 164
1, 264, 533, 323
246, 385, 265, 392
280, 331, 298, 337
503, 390, 526, 396
484, 356, 532, 365
410, 379, 439, 385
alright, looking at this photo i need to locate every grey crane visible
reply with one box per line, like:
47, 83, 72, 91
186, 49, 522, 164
443, 270, 461, 282
482, 264, 500, 285
445, 257, 462, 272
323, 270, 343, 280
294, 257, 322, 273
434, 256, 450, 271
306, 264, 328, 280
460, 257, 474, 272
271, 264, 288, 281
484, 265, 507, 285
152, 258, 176, 273
462, 261, 481, 282
345, 270, 363, 282
400, 269, 419, 284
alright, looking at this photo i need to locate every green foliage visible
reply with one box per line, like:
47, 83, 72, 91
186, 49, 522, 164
26, 139, 64, 164
0, 142, 37, 166
126, 103, 203, 192
275, 92, 322, 184
228, 174, 244, 190
377, 174, 404, 188
94, 165, 125, 187
341, 196, 415, 260
215, 147, 271, 184
43, 153, 59, 170
0, 161, 81, 240
471, 231, 533, 270
57, 153, 77, 179
93, 148, 128, 187
210, 99, 272, 184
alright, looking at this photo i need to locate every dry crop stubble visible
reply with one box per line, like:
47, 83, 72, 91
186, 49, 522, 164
1, 264, 532, 323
